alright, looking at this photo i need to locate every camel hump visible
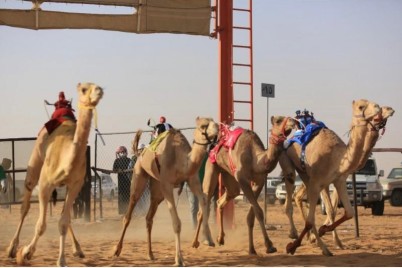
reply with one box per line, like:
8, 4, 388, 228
133, 130, 143, 156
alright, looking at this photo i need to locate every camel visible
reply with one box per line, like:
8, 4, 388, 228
112, 117, 219, 266
11, 82, 103, 266
282, 99, 387, 256
281, 105, 395, 250
191, 115, 296, 255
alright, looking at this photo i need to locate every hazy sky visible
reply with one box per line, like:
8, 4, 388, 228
1, 0, 401, 176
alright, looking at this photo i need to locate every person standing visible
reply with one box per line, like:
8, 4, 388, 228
113, 146, 132, 215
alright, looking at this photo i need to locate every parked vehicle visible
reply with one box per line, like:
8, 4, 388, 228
275, 176, 303, 205
262, 177, 283, 204
345, 157, 384, 215
91, 173, 118, 201
380, 164, 402, 206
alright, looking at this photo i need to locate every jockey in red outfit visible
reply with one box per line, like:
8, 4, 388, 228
44, 91, 76, 134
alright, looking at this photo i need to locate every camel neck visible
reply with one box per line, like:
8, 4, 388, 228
73, 108, 93, 148
259, 142, 283, 173
339, 122, 369, 175
187, 142, 207, 175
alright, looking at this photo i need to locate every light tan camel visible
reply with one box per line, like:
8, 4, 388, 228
7, 103, 85, 260
281, 105, 395, 250
191, 116, 296, 255
13, 83, 103, 266
283, 99, 383, 256
112, 117, 219, 266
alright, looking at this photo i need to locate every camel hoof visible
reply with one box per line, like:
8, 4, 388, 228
288, 233, 298, 240
7, 243, 18, 258
192, 241, 200, 249
203, 240, 215, 247
147, 253, 155, 261
16, 247, 30, 266
249, 247, 257, 255
112, 245, 122, 257
217, 237, 224, 246
267, 246, 277, 254
73, 250, 85, 258
286, 242, 297, 255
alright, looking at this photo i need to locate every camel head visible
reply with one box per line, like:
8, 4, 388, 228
269, 116, 296, 145
352, 99, 381, 123
77, 82, 104, 109
370, 106, 395, 130
193, 117, 219, 145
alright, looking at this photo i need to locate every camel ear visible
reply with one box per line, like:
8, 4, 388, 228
76, 83, 81, 90
196, 116, 200, 122
270, 116, 275, 125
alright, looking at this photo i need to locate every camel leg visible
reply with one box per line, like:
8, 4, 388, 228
279, 154, 298, 239
55, 180, 84, 266
319, 179, 354, 238
7, 130, 45, 258
215, 172, 239, 246
146, 178, 164, 261
238, 174, 277, 255
113, 169, 148, 258
160, 180, 184, 267
244, 180, 265, 255
192, 160, 219, 248
320, 186, 344, 249
68, 225, 85, 258
286, 183, 332, 256
16, 181, 52, 266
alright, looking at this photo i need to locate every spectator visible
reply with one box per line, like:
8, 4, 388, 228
113, 146, 132, 215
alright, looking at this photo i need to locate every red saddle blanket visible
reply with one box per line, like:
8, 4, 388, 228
44, 108, 76, 135
209, 126, 244, 163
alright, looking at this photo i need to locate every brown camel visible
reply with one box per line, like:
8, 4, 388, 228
191, 116, 296, 255
282, 99, 383, 256
281, 105, 395, 250
112, 117, 219, 266
12, 83, 103, 266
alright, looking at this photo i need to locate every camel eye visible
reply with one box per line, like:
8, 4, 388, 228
81, 87, 88, 94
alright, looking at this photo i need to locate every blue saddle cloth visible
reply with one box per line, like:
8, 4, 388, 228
288, 121, 326, 148
286, 121, 327, 169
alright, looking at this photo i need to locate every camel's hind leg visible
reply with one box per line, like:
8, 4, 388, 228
146, 178, 164, 261
112, 168, 148, 258
16, 181, 52, 266
320, 187, 344, 249
160, 180, 184, 266
7, 130, 45, 258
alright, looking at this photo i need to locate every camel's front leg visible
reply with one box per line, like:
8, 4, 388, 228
146, 178, 164, 261
16, 182, 52, 266
112, 170, 147, 258
8, 136, 45, 258
160, 181, 184, 267
239, 177, 276, 255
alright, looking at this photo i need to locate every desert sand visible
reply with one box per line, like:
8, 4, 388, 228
1, 194, 402, 267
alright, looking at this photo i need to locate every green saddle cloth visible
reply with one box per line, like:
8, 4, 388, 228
148, 131, 170, 152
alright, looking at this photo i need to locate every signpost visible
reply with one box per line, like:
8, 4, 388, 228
261, 83, 275, 226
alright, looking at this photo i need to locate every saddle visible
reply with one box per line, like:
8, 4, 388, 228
209, 125, 244, 174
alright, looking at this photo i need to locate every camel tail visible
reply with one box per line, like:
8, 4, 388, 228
132, 129, 143, 156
